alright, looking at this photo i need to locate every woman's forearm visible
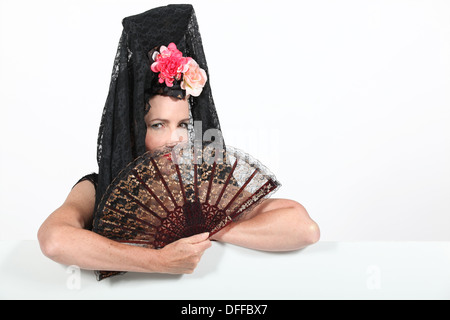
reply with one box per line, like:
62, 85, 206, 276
38, 180, 213, 275
38, 210, 211, 275
38, 222, 162, 273
211, 204, 320, 251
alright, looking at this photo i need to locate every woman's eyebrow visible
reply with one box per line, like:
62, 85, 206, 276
149, 118, 190, 123
149, 118, 168, 122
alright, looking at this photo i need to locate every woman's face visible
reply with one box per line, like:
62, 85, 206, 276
144, 95, 190, 153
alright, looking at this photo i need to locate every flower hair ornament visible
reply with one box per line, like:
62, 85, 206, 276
150, 43, 207, 97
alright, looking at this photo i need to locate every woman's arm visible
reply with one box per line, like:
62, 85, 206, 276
37, 180, 211, 274
210, 199, 320, 251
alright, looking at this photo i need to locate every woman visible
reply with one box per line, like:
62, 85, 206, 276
38, 5, 319, 276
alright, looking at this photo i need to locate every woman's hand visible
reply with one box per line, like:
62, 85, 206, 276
154, 232, 211, 274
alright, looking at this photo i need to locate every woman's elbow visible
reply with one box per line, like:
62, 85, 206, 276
303, 220, 320, 245
37, 222, 63, 260
292, 203, 320, 248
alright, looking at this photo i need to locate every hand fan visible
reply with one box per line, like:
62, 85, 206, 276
92, 143, 281, 280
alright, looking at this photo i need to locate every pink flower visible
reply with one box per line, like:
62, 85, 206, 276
150, 42, 207, 96
181, 59, 207, 97
151, 43, 189, 87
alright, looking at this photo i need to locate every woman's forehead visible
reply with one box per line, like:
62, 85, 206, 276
146, 95, 190, 120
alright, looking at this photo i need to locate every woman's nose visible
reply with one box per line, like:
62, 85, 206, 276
167, 127, 187, 146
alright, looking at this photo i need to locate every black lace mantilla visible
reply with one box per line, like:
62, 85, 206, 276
95, 5, 222, 216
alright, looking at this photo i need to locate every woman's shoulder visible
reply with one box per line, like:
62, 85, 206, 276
65, 173, 98, 222
74, 173, 98, 191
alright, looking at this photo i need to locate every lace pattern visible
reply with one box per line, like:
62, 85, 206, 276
95, 5, 223, 217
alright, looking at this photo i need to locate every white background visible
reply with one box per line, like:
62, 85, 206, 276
1, 0, 449, 241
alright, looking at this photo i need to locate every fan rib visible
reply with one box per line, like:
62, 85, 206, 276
229, 180, 278, 219
106, 203, 182, 242
174, 164, 188, 203
209, 218, 233, 238
194, 163, 199, 199
150, 158, 179, 207
104, 204, 158, 230
117, 187, 163, 222
132, 169, 171, 215
222, 168, 259, 212
215, 158, 239, 206
116, 239, 155, 246
99, 220, 154, 237
204, 161, 217, 204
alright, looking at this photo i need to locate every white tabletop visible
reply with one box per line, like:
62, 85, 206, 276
0, 240, 449, 300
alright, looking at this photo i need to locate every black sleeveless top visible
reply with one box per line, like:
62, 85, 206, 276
74, 173, 99, 191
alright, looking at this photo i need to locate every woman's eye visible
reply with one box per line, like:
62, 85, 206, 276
179, 122, 190, 129
150, 123, 163, 129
